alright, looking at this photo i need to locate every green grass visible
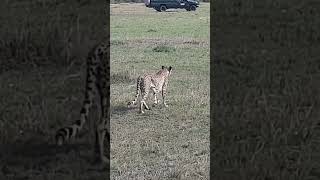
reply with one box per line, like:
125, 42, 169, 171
212, 1, 320, 179
110, 3, 210, 179
0, 2, 209, 180
0, 0, 106, 73
0, 1, 109, 179
111, 3, 209, 40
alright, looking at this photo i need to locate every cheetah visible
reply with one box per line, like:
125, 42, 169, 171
55, 38, 110, 163
128, 66, 173, 113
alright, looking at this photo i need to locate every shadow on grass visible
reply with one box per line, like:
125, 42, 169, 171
111, 105, 133, 115
0, 137, 109, 178
0, 139, 93, 163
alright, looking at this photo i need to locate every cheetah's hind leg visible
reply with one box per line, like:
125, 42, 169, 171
140, 100, 150, 114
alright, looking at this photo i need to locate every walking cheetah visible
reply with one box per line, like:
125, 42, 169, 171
55, 38, 110, 163
128, 66, 173, 113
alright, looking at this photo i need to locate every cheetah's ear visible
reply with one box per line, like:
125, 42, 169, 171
162, 66, 165, 69
168, 66, 172, 71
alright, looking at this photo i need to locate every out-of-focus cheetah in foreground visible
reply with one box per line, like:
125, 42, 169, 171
55, 38, 110, 164
128, 66, 173, 113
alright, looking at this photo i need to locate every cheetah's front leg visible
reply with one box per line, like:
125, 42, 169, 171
151, 87, 160, 106
95, 126, 109, 164
94, 96, 110, 164
162, 84, 169, 107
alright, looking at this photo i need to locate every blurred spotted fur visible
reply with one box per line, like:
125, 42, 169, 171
55, 38, 110, 163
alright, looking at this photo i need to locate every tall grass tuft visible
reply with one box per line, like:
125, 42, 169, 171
152, 45, 176, 53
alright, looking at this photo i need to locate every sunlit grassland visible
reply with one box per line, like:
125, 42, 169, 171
110, 3, 210, 179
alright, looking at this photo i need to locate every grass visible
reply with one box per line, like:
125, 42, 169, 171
152, 45, 176, 53
0, 1, 210, 180
0, 0, 109, 179
0, 0, 106, 73
212, 0, 320, 179
110, 3, 210, 179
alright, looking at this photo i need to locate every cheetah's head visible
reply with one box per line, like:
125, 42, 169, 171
162, 66, 173, 76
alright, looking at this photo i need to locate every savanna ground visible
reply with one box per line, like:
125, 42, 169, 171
0, 1, 209, 180
110, 3, 209, 180
212, 0, 320, 179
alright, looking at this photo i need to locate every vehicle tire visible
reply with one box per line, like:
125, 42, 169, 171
159, 5, 167, 12
155, 7, 161, 12
190, 5, 196, 11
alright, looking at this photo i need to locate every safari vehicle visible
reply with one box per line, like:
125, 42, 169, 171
144, 0, 200, 12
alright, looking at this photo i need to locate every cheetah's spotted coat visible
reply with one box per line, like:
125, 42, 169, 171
55, 38, 110, 163
128, 66, 173, 113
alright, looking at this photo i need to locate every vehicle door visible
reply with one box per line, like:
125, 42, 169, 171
166, 0, 181, 8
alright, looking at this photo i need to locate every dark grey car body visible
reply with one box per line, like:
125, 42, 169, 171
144, 0, 200, 12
